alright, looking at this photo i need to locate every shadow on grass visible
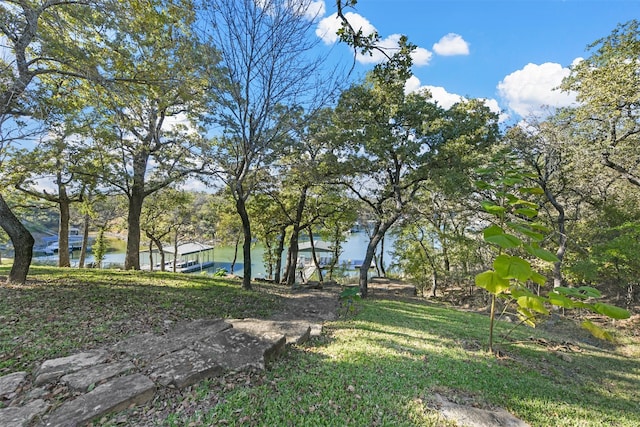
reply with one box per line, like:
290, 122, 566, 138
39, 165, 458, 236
0, 266, 282, 373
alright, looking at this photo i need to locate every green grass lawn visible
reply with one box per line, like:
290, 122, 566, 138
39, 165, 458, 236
1, 266, 638, 426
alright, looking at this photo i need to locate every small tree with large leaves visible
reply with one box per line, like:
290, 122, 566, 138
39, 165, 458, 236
475, 151, 630, 353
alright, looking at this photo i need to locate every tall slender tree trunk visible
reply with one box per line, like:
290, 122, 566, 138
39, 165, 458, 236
308, 227, 323, 283
359, 215, 399, 297
542, 186, 566, 288
58, 186, 71, 267
236, 196, 252, 290
274, 227, 286, 283
78, 212, 90, 268
0, 194, 34, 284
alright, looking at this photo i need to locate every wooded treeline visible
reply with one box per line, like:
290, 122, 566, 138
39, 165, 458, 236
1, 1, 638, 306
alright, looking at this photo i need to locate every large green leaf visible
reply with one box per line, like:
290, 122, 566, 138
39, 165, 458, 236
524, 244, 560, 262
529, 271, 547, 286
493, 255, 532, 282
519, 186, 545, 195
481, 201, 506, 215
592, 303, 631, 319
515, 207, 538, 218
507, 222, 544, 241
517, 295, 550, 315
484, 232, 522, 249
581, 320, 614, 342
548, 292, 575, 309
475, 270, 510, 294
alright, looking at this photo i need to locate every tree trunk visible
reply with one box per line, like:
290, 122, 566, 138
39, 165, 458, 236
308, 227, 323, 283
285, 227, 302, 286
236, 197, 252, 290
78, 212, 90, 268
172, 230, 179, 272
0, 194, 34, 284
148, 240, 154, 271
274, 227, 286, 283
542, 186, 566, 288
231, 235, 239, 275
359, 216, 399, 297
124, 188, 145, 270
58, 186, 71, 267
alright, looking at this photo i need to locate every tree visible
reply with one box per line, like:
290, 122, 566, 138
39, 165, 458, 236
199, 0, 342, 290
70, 0, 214, 270
10, 125, 90, 267
333, 39, 500, 297
0, 0, 96, 282
560, 20, 640, 188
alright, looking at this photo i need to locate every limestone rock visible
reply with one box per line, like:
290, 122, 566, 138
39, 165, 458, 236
0, 371, 27, 399
43, 373, 155, 427
0, 399, 49, 427
194, 328, 286, 372
231, 318, 312, 345
35, 350, 109, 386
147, 348, 223, 389
434, 394, 530, 427
60, 361, 136, 392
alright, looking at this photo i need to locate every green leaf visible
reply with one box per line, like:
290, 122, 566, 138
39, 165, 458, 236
577, 286, 602, 298
548, 292, 576, 309
516, 307, 537, 326
529, 271, 547, 286
517, 295, 550, 315
494, 255, 532, 282
515, 207, 538, 218
519, 186, 545, 195
581, 320, 614, 342
475, 270, 510, 294
508, 198, 538, 208
507, 222, 544, 241
511, 286, 534, 299
555, 286, 601, 299
529, 222, 552, 233
475, 180, 492, 190
481, 201, 506, 215
592, 303, 631, 320
484, 232, 522, 249
502, 177, 524, 185
524, 244, 560, 262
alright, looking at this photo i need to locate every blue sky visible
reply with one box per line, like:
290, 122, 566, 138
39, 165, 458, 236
311, 0, 639, 122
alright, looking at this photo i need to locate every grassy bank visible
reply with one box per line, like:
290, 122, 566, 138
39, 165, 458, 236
1, 266, 638, 426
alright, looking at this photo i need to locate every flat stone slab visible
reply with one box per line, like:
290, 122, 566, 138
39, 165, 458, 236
434, 394, 530, 427
113, 319, 231, 363
0, 371, 27, 398
231, 318, 312, 345
44, 373, 155, 427
35, 350, 109, 385
147, 348, 223, 389
0, 399, 49, 427
166, 318, 232, 342
193, 328, 286, 372
61, 361, 136, 392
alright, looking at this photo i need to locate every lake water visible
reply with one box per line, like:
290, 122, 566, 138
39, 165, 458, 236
33, 231, 397, 279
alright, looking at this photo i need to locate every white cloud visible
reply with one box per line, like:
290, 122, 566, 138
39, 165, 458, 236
302, 1, 326, 20
432, 33, 469, 56
411, 46, 433, 66
497, 62, 578, 118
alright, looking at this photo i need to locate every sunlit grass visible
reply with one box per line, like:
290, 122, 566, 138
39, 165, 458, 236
1, 265, 638, 426
164, 299, 639, 427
